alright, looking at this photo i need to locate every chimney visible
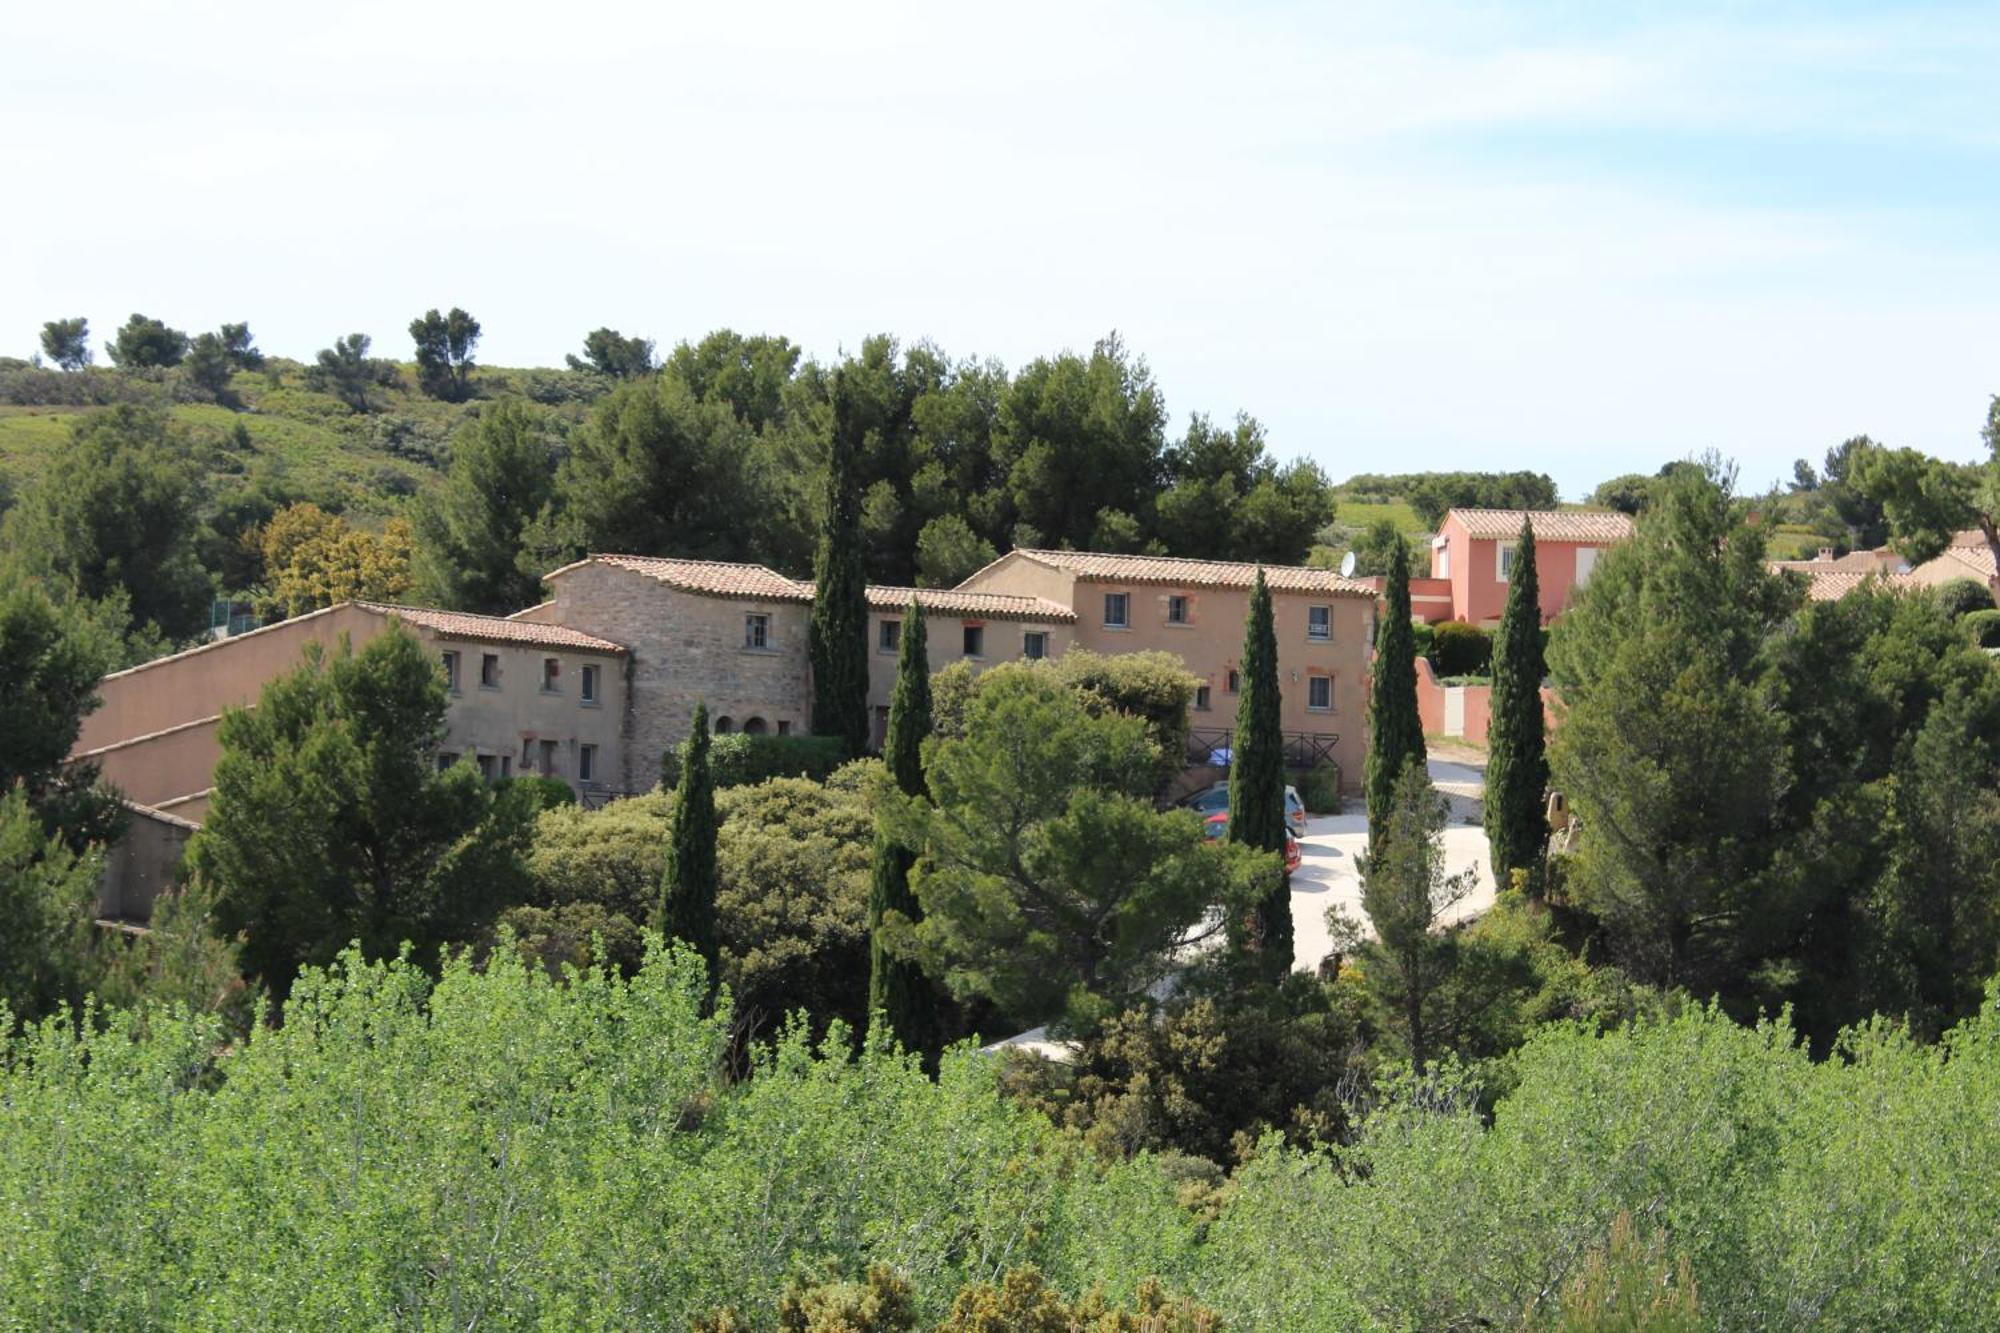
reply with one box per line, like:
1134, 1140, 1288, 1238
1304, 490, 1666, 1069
1816, 547, 1835, 563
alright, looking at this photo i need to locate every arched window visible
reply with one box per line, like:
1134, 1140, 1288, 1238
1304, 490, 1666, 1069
742, 716, 769, 735
714, 715, 734, 734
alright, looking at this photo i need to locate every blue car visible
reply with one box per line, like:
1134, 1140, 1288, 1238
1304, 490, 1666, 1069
1183, 781, 1307, 838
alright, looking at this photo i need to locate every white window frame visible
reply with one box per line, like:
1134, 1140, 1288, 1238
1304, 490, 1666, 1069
1307, 674, 1333, 712
744, 613, 770, 650
1103, 592, 1129, 628
1166, 593, 1189, 625
578, 744, 596, 783
1022, 630, 1048, 660
580, 664, 599, 704
1497, 542, 1517, 583
1307, 605, 1331, 641
1575, 546, 1598, 587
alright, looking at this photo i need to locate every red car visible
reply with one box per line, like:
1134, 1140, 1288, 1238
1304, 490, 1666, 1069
1204, 811, 1303, 873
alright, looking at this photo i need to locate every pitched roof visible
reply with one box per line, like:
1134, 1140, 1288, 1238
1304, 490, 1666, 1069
357, 604, 628, 653
1780, 570, 1916, 603
859, 585, 1077, 622
574, 555, 813, 602
1930, 545, 1997, 580
1005, 549, 1376, 598
1447, 509, 1636, 542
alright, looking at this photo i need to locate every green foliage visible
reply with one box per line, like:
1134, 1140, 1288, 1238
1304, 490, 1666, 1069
93, 875, 255, 1038
106, 312, 188, 369
1364, 532, 1426, 850
893, 669, 1267, 1032
304, 333, 397, 412
186, 627, 534, 993
409, 306, 481, 402
182, 330, 238, 401
1001, 334, 1168, 552
1407, 617, 1434, 659
567, 327, 656, 378
1049, 649, 1200, 787
1155, 413, 1334, 564
661, 703, 722, 981
1299, 760, 1343, 814
914, 513, 997, 587
0, 787, 100, 1027
1934, 575, 1997, 620
1486, 518, 1549, 891
664, 734, 851, 789
1537, 1211, 1700, 1332
410, 399, 557, 612
0, 582, 123, 848
1, 405, 211, 643
39, 317, 90, 371
1428, 619, 1492, 676
1961, 607, 2000, 647
811, 371, 872, 755
1227, 569, 1291, 982
1588, 472, 1656, 515
1852, 437, 1997, 565
1396, 470, 1559, 528
872, 602, 946, 1060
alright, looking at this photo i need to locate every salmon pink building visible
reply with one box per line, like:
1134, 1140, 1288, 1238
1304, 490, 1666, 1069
1407, 508, 1635, 627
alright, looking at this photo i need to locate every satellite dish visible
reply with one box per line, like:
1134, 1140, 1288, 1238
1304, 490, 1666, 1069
1338, 550, 1357, 578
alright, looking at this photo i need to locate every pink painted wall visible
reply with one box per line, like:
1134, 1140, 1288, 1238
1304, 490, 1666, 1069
1431, 514, 1609, 626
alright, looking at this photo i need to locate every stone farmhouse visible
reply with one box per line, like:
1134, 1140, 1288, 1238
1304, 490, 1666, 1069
76, 549, 1375, 920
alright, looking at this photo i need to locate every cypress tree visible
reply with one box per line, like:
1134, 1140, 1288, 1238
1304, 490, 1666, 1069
1365, 531, 1427, 854
1485, 516, 1549, 892
660, 702, 721, 989
810, 371, 871, 754
869, 599, 947, 1061
1228, 568, 1293, 981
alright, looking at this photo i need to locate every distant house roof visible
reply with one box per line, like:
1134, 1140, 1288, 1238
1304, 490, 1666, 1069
564, 555, 814, 602
1446, 509, 1636, 543
357, 604, 628, 653
1004, 549, 1376, 598
1778, 569, 1916, 603
856, 585, 1078, 623
1924, 545, 1998, 582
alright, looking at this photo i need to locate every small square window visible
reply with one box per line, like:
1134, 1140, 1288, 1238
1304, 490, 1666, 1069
541, 657, 561, 692
1194, 685, 1211, 711
1308, 605, 1331, 641
777, 720, 792, 736
1167, 594, 1189, 625
1308, 675, 1332, 711
441, 650, 460, 692
580, 664, 599, 703
1023, 630, 1048, 660
879, 619, 901, 653
437, 751, 459, 773
745, 614, 770, 650
578, 744, 596, 783
1104, 592, 1129, 628
540, 739, 559, 774
480, 653, 501, 688
1227, 669, 1241, 694
963, 625, 984, 658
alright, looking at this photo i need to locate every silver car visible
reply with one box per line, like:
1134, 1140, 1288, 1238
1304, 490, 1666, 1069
1183, 781, 1307, 838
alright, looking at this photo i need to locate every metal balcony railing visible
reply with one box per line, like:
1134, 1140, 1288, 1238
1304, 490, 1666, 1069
1186, 727, 1340, 769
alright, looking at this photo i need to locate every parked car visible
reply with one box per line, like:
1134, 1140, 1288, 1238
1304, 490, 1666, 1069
1184, 781, 1307, 838
1202, 811, 1303, 873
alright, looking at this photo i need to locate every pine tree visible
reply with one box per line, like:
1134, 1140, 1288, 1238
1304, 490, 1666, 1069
1365, 531, 1427, 853
1485, 516, 1548, 892
869, 599, 947, 1061
810, 371, 871, 754
1228, 568, 1293, 981
660, 702, 721, 989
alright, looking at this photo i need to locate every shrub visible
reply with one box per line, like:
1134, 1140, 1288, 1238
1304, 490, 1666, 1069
931, 652, 1200, 784
1430, 620, 1493, 676
1300, 761, 1343, 814
1933, 577, 1996, 620
663, 734, 848, 789
495, 775, 578, 812
1961, 608, 2000, 648
1409, 619, 1435, 661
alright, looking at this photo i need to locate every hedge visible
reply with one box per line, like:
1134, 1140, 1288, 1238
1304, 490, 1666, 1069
1961, 608, 2000, 649
1936, 577, 1998, 621
662, 734, 849, 790
1430, 620, 1493, 677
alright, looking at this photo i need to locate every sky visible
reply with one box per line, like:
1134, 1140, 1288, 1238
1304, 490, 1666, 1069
5, 0, 1998, 498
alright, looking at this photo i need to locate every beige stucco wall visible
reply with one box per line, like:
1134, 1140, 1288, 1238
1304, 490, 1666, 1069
83, 716, 225, 811
956, 551, 1078, 606
96, 804, 196, 922
428, 633, 625, 793
546, 564, 811, 788
864, 608, 1076, 741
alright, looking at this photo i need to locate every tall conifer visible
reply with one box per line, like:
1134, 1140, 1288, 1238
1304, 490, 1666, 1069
1228, 568, 1293, 981
1365, 531, 1427, 854
660, 702, 720, 989
810, 372, 871, 754
1485, 516, 1548, 891
869, 599, 946, 1060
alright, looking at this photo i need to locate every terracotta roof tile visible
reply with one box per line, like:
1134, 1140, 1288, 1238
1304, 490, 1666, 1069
1008, 550, 1376, 598
1447, 509, 1636, 542
1778, 570, 1916, 603
357, 604, 628, 653
859, 585, 1078, 622
583, 555, 813, 602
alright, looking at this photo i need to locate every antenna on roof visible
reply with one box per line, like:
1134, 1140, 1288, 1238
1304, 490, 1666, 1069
1338, 551, 1357, 578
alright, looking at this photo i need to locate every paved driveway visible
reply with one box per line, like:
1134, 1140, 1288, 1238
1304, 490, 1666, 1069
1288, 754, 1494, 974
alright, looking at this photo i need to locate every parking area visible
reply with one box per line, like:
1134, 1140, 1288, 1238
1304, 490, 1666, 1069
1287, 754, 1494, 974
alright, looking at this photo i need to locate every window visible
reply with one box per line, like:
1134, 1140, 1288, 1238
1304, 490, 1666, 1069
539, 739, 558, 774
744, 614, 770, 650
500, 755, 513, 779
962, 625, 985, 658
1167, 594, 1189, 625
1308, 675, 1332, 711
578, 744, 596, 783
743, 716, 769, 735
879, 619, 901, 653
1023, 630, 1048, 660
479, 653, 501, 688
1437, 545, 1451, 579
715, 716, 734, 734
520, 737, 534, 767
777, 720, 792, 736
1103, 592, 1129, 628
441, 650, 460, 692
580, 664, 599, 704
1575, 546, 1599, 586
437, 751, 459, 772
1498, 542, 1517, 583
476, 754, 496, 781
1227, 668, 1241, 694
541, 657, 561, 692
1194, 685, 1211, 711
1308, 605, 1331, 641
